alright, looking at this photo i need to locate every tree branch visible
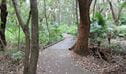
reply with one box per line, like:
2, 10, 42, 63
12, 0, 25, 29
26, 10, 31, 26
12, 0, 31, 35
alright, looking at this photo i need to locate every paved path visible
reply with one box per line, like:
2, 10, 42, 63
37, 36, 95, 74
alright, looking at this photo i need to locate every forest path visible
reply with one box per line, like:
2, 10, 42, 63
37, 34, 95, 74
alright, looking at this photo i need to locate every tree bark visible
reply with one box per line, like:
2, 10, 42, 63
0, 0, 8, 51
29, 0, 39, 74
70, 0, 92, 56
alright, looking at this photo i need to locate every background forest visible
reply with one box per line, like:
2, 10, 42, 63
5, 0, 126, 50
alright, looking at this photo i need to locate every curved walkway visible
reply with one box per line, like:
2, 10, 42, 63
37, 35, 95, 74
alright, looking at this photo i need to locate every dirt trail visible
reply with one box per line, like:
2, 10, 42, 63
37, 35, 95, 74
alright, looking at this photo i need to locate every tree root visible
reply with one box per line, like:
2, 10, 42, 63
69, 43, 90, 56
69, 44, 112, 62
89, 46, 112, 62
69, 43, 76, 50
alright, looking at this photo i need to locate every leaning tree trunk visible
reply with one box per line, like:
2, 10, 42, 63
0, 0, 8, 51
70, 0, 92, 56
29, 0, 39, 74
12, 0, 31, 74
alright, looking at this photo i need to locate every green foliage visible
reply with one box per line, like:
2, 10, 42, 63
5, 0, 78, 46
109, 43, 125, 54
5, 48, 24, 61
115, 25, 126, 37
11, 51, 24, 61
5, 27, 25, 44
57, 24, 77, 35
120, 2, 126, 8
39, 25, 62, 45
90, 12, 108, 43
95, 12, 107, 28
39, 24, 77, 45
120, 14, 126, 25
49, 26, 62, 42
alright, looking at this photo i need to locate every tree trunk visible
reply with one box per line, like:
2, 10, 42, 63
43, 0, 50, 42
12, 0, 31, 74
108, 0, 118, 25
29, 0, 39, 74
23, 32, 30, 74
0, 0, 8, 51
58, 0, 61, 25
70, 0, 92, 56
75, 0, 79, 25
23, 10, 31, 74
92, 0, 97, 18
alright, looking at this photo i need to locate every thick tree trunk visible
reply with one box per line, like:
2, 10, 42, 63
29, 0, 39, 74
70, 0, 92, 56
0, 0, 8, 50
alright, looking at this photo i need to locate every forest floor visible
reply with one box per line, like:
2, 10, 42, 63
0, 35, 126, 74
37, 35, 126, 74
0, 51, 22, 74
